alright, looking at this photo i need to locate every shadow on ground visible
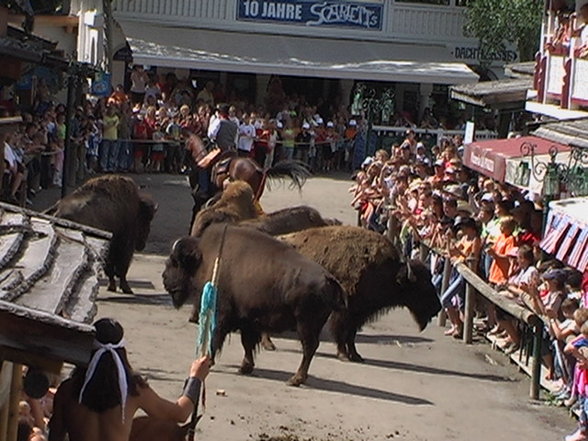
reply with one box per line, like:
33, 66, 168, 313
221, 365, 433, 406
99, 293, 172, 306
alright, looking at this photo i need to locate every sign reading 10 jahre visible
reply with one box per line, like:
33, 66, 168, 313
237, 0, 383, 30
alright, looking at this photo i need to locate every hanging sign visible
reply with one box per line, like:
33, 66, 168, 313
237, 0, 383, 30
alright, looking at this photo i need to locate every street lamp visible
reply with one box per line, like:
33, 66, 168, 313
519, 141, 588, 232
519, 141, 588, 199
352, 83, 394, 158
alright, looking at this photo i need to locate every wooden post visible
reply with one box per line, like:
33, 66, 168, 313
437, 257, 452, 327
462, 258, 477, 344
0, 361, 9, 441
6, 364, 22, 441
530, 324, 542, 400
419, 242, 428, 262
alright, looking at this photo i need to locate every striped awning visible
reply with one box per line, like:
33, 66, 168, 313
540, 197, 588, 271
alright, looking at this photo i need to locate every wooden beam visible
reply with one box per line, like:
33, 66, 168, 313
6, 363, 22, 441
0, 301, 94, 367
456, 264, 541, 327
0, 202, 112, 241
0, 348, 63, 375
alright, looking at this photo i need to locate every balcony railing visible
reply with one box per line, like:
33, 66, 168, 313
112, 0, 472, 44
534, 10, 588, 112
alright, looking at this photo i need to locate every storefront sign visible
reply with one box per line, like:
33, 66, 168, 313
452, 46, 518, 64
237, 0, 383, 30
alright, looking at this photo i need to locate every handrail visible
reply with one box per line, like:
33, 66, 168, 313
455, 263, 542, 327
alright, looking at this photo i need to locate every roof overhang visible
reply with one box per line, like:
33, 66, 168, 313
533, 118, 588, 149
119, 21, 479, 84
450, 78, 532, 109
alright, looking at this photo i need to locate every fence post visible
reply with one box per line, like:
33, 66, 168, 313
437, 257, 452, 327
530, 323, 542, 400
462, 259, 477, 344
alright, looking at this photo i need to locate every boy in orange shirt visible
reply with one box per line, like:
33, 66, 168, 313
487, 216, 517, 286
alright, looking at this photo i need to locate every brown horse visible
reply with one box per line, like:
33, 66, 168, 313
186, 135, 310, 223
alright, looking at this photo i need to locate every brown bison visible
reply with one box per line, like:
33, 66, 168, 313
162, 223, 346, 386
240, 205, 341, 236
281, 226, 441, 362
190, 181, 257, 237
47, 175, 156, 294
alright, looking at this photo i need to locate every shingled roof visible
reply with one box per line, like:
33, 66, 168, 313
533, 118, 588, 149
0, 202, 110, 369
450, 78, 533, 109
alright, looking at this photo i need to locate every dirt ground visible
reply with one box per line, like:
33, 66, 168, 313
37, 173, 572, 440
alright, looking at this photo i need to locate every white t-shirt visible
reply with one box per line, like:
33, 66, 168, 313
238, 123, 256, 152
509, 265, 539, 287
130, 70, 147, 93
4, 142, 17, 170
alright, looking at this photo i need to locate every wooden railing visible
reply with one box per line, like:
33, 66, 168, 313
419, 242, 543, 399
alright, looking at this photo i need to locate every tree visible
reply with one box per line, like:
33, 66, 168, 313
465, 0, 544, 63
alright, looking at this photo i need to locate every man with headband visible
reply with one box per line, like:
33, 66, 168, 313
49, 318, 211, 441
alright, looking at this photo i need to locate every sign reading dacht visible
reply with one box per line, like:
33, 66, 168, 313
237, 0, 383, 30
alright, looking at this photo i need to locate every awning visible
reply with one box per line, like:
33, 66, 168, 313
540, 197, 588, 271
119, 21, 479, 84
450, 78, 532, 109
463, 136, 570, 182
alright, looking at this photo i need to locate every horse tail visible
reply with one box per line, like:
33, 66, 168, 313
265, 160, 311, 191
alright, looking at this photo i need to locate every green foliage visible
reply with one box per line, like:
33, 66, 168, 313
465, 0, 544, 62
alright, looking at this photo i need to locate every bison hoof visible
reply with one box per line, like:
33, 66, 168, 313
261, 339, 276, 351
239, 362, 254, 375
287, 375, 306, 387
107, 281, 117, 292
120, 282, 134, 295
336, 351, 351, 362
349, 353, 365, 363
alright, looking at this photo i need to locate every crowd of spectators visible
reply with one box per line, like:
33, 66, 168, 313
2, 70, 493, 206
349, 129, 588, 440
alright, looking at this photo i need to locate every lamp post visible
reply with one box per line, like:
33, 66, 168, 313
519, 141, 588, 231
352, 83, 394, 158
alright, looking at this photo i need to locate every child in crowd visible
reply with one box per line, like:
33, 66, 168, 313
565, 321, 588, 441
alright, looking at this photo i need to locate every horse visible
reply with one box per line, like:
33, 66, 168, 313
185, 135, 310, 229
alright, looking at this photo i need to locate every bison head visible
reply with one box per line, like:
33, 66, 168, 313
135, 194, 157, 251
163, 236, 202, 308
397, 260, 441, 331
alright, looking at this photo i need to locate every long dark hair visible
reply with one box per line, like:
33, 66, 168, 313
74, 318, 145, 413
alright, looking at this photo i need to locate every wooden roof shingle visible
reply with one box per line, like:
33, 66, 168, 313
0, 202, 110, 369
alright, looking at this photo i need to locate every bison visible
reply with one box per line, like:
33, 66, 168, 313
240, 205, 341, 236
281, 226, 441, 362
190, 181, 258, 237
162, 223, 346, 386
47, 175, 156, 294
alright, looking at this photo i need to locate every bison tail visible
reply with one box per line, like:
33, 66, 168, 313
324, 274, 348, 311
265, 160, 311, 191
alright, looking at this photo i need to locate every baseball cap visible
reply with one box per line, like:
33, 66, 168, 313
302, 122, 310, 130
316, 117, 324, 125
327, 121, 334, 128
348, 119, 357, 126
434, 159, 444, 167
481, 193, 494, 202
416, 142, 425, 150
361, 157, 374, 168
276, 121, 284, 129
456, 200, 473, 214
543, 268, 567, 283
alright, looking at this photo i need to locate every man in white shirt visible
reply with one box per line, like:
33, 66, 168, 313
237, 115, 256, 157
